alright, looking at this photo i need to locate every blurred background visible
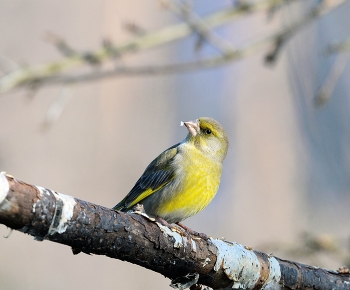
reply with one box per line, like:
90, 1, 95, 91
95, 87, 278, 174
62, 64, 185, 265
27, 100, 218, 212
1, 0, 350, 289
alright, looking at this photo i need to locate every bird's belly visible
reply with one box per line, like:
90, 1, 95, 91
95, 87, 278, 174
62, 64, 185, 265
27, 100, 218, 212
154, 164, 221, 223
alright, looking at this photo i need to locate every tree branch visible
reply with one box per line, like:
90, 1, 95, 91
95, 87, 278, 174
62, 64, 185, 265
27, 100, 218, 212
0, 0, 346, 94
0, 172, 349, 289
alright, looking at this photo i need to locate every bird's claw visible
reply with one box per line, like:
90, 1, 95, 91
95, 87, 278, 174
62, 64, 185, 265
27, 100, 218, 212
176, 222, 208, 240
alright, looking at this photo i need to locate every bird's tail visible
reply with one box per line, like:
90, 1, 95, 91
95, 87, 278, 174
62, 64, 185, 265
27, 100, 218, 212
112, 201, 126, 211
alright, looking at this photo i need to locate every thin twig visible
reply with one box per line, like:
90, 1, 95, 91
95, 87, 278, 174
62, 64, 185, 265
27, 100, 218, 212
327, 38, 350, 54
0, 0, 346, 93
314, 52, 350, 107
41, 86, 73, 131
267, 0, 297, 19
0, 0, 304, 94
123, 22, 147, 36
23, 0, 344, 87
164, 0, 236, 55
45, 32, 77, 57
265, 0, 346, 64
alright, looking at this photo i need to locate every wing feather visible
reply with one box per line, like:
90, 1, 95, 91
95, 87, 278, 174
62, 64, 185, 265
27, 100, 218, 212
113, 143, 180, 211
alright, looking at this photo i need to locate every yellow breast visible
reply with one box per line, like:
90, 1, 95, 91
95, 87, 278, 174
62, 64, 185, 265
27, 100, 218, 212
156, 143, 222, 222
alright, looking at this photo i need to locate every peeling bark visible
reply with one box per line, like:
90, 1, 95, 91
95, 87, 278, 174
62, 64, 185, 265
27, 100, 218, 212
0, 174, 349, 290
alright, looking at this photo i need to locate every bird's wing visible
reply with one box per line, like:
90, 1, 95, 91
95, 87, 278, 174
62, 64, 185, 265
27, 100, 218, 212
113, 143, 180, 211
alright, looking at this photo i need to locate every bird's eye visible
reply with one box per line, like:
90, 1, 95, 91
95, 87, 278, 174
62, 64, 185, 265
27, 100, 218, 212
204, 129, 212, 135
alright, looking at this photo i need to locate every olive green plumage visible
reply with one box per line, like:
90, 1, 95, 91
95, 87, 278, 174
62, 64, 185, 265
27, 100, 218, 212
113, 117, 228, 224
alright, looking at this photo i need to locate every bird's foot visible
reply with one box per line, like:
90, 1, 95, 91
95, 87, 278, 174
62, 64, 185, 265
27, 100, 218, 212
155, 217, 208, 239
175, 222, 208, 240
156, 216, 171, 227
155, 217, 189, 237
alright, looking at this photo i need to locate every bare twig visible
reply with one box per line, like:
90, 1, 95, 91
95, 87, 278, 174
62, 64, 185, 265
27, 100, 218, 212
0, 0, 299, 94
45, 32, 77, 57
25, 0, 344, 86
40, 85, 73, 131
45, 32, 101, 66
314, 52, 350, 106
327, 38, 350, 54
266, 0, 298, 20
0, 0, 346, 94
164, 0, 236, 54
123, 22, 147, 36
314, 35, 350, 106
265, 0, 346, 64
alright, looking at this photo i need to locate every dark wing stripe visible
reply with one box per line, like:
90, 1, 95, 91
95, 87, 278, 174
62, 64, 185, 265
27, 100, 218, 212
123, 184, 144, 207
124, 170, 173, 207
113, 144, 180, 211
139, 170, 171, 189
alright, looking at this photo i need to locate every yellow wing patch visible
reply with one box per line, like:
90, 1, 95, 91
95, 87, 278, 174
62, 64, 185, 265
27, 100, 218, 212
128, 182, 169, 208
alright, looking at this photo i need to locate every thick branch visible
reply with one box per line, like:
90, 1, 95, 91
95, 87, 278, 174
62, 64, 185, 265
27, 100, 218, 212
0, 172, 349, 289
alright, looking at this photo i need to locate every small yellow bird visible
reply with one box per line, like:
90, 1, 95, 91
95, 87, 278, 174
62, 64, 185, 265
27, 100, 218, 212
113, 117, 228, 226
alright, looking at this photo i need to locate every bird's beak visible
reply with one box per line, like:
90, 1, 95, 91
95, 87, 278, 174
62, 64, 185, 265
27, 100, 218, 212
181, 119, 200, 137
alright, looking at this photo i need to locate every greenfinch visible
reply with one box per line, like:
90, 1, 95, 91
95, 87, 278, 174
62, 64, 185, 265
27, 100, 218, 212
113, 117, 228, 224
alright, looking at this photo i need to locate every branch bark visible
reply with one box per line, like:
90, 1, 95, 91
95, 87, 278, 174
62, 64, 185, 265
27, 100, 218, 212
0, 172, 349, 289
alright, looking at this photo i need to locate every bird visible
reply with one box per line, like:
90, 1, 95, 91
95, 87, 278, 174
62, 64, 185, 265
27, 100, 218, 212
113, 117, 228, 230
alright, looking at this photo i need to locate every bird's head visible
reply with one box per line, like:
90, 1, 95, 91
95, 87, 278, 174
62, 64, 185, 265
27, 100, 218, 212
181, 117, 228, 162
